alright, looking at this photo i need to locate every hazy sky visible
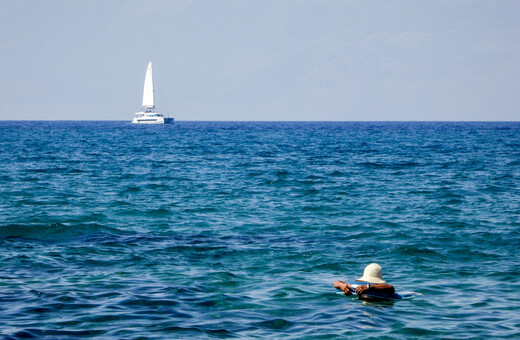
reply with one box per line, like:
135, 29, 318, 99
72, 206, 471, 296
1, 0, 519, 121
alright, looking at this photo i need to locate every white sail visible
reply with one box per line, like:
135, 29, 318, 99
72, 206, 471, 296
142, 61, 154, 109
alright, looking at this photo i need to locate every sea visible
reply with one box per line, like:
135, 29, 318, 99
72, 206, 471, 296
0, 121, 519, 339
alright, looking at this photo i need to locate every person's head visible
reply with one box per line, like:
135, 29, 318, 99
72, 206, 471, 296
355, 263, 386, 283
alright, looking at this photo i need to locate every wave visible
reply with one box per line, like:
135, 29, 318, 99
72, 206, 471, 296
0, 222, 128, 242
10, 329, 106, 338
358, 161, 422, 170
253, 318, 293, 330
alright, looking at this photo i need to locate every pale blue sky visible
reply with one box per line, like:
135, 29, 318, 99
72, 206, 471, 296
1, 0, 519, 121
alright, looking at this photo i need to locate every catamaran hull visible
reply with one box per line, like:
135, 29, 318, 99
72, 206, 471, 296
131, 118, 174, 124
132, 114, 174, 124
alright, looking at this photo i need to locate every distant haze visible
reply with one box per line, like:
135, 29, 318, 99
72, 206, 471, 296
1, 0, 519, 121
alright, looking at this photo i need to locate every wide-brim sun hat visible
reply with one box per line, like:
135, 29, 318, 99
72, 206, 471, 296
355, 263, 386, 283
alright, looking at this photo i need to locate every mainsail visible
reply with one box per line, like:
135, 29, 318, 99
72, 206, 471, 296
142, 61, 154, 109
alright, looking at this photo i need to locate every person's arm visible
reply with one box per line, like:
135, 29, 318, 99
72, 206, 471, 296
333, 280, 355, 295
356, 284, 395, 297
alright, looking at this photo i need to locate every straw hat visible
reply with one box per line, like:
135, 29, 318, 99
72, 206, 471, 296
355, 263, 386, 283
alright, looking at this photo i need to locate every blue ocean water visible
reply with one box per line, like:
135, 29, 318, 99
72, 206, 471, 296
0, 121, 519, 339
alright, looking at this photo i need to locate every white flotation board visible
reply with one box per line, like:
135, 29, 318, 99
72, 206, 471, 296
336, 282, 422, 300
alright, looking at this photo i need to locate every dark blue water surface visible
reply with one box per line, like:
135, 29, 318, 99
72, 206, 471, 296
0, 121, 519, 339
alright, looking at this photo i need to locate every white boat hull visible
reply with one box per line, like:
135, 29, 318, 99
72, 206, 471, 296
132, 112, 174, 124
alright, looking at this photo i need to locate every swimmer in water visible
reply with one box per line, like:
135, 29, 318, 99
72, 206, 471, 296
333, 263, 395, 299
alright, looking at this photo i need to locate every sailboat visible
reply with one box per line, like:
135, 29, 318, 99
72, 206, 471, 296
132, 61, 174, 124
